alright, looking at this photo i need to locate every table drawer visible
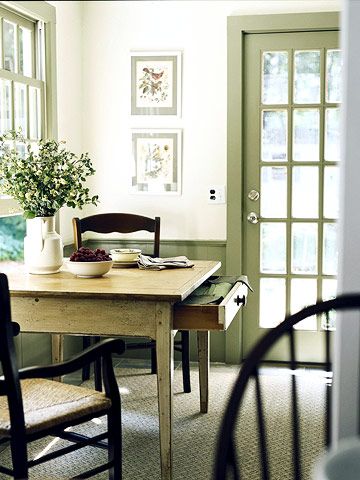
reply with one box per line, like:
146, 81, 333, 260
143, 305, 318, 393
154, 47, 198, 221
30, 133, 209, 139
173, 280, 248, 331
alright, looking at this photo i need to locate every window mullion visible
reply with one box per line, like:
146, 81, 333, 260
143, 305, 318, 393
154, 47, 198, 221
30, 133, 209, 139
26, 83, 30, 138
16, 22, 20, 75
35, 21, 44, 81
10, 78, 14, 130
0, 18, 4, 70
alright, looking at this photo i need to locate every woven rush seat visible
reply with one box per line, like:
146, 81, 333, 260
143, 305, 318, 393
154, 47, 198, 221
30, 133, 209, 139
0, 273, 124, 479
0, 378, 111, 436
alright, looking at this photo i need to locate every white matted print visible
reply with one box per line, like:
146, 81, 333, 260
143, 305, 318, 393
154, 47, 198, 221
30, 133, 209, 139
131, 51, 182, 116
131, 129, 182, 194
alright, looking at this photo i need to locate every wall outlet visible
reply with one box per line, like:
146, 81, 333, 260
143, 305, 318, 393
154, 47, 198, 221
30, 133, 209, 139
208, 185, 226, 204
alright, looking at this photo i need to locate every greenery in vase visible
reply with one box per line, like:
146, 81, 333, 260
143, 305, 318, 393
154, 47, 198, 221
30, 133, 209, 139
0, 131, 99, 219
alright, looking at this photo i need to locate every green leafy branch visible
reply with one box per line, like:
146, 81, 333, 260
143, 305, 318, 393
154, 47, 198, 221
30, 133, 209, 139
0, 131, 99, 218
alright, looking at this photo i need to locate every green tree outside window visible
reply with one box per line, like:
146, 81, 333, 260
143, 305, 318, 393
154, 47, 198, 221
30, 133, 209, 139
0, 216, 26, 261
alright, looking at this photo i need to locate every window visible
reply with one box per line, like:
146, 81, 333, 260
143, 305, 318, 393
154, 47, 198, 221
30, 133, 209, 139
0, 3, 52, 263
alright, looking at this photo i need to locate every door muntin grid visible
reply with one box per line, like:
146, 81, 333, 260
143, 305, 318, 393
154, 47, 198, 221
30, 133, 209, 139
259, 47, 341, 331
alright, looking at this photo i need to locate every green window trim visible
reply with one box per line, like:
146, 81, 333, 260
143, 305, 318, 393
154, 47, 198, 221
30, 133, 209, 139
0, 0, 57, 217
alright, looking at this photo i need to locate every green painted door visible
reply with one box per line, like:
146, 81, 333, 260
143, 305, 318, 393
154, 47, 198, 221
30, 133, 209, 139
243, 30, 341, 362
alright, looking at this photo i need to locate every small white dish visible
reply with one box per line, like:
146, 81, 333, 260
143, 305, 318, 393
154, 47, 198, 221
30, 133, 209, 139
66, 260, 113, 278
110, 248, 141, 262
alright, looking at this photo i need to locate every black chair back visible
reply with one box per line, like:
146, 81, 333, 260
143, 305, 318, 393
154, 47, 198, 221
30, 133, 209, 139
72, 213, 161, 257
214, 294, 360, 480
0, 274, 27, 466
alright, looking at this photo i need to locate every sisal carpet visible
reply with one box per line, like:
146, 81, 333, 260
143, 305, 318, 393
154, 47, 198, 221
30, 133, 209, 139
0, 362, 327, 479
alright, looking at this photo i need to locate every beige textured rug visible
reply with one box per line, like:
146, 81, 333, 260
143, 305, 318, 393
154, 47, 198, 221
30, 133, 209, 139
0, 362, 327, 479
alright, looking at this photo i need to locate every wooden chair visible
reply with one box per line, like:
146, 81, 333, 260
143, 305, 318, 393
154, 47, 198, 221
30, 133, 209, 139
71, 213, 191, 393
214, 294, 360, 480
0, 272, 125, 479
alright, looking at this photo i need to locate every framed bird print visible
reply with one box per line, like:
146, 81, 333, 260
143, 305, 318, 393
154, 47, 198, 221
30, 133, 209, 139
131, 51, 182, 116
131, 129, 182, 194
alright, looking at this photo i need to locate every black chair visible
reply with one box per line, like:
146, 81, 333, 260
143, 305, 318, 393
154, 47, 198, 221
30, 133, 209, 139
214, 294, 360, 480
0, 272, 125, 479
72, 213, 191, 393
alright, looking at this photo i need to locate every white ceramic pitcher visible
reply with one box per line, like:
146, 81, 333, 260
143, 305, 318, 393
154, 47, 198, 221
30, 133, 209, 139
24, 216, 63, 274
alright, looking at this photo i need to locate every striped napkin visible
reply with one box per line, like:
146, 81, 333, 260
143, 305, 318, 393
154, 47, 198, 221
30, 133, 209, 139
137, 254, 194, 270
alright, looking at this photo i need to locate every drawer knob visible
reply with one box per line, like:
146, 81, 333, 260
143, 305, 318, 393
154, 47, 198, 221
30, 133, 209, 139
234, 295, 246, 306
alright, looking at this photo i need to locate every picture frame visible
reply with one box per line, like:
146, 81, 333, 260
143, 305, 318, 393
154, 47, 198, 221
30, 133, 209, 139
131, 51, 182, 116
131, 129, 182, 194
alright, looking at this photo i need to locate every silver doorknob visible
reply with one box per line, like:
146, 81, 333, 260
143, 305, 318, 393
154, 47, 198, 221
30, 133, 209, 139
248, 189, 260, 201
247, 212, 259, 224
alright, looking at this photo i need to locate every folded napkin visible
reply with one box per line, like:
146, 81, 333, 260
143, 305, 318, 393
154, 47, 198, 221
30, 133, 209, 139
137, 254, 194, 270
208, 275, 253, 292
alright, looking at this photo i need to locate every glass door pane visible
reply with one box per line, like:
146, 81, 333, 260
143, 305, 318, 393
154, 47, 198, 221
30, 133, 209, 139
322, 279, 337, 329
260, 222, 286, 273
260, 166, 287, 218
262, 51, 288, 104
324, 166, 339, 219
291, 223, 318, 274
292, 167, 319, 218
294, 50, 321, 103
323, 223, 338, 275
326, 49, 342, 103
325, 108, 340, 161
293, 109, 320, 161
259, 278, 286, 328
291, 278, 317, 330
261, 110, 287, 161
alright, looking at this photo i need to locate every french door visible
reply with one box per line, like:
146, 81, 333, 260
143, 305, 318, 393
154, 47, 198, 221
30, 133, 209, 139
242, 30, 341, 362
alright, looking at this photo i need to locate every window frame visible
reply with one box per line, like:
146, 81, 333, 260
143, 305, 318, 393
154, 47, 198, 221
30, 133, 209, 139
0, 0, 57, 216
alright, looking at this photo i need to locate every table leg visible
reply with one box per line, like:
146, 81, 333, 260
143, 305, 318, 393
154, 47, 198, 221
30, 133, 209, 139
156, 302, 174, 480
51, 333, 63, 382
197, 331, 209, 413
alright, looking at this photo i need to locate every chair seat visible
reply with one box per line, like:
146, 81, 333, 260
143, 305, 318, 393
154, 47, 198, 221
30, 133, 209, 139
0, 379, 111, 436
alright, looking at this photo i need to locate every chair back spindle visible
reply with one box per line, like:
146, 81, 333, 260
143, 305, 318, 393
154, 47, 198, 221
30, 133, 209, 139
254, 368, 270, 480
288, 328, 301, 480
214, 294, 360, 480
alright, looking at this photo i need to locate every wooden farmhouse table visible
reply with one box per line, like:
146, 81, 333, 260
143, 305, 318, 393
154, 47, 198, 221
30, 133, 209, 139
5, 260, 248, 479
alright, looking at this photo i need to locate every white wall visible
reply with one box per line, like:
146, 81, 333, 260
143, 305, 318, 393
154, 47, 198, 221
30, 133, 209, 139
81, 0, 231, 242
47, 1, 84, 241
52, 0, 340, 243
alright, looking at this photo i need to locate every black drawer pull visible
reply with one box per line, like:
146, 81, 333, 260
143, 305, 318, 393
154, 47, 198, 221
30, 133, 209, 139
234, 295, 246, 306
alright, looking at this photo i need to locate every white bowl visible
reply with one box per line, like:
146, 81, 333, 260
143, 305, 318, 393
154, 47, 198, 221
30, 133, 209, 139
66, 260, 113, 278
110, 248, 141, 262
